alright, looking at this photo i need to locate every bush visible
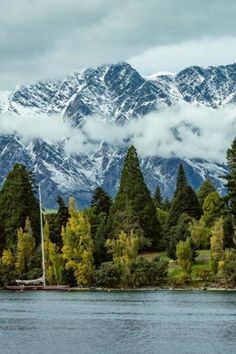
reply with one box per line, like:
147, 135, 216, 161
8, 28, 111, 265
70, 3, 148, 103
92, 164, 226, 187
130, 257, 168, 287
93, 262, 121, 288
172, 272, 191, 287
0, 263, 16, 286
219, 250, 236, 287
194, 269, 212, 283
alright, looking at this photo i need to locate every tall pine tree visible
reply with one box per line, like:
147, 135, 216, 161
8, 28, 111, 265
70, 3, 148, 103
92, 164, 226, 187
88, 187, 112, 267
175, 163, 188, 196
110, 146, 160, 249
224, 137, 236, 224
91, 187, 112, 217
154, 185, 162, 208
168, 164, 202, 227
0, 164, 40, 252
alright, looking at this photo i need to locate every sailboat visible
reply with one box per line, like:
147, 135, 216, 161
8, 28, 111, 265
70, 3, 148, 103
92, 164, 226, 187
5, 184, 70, 291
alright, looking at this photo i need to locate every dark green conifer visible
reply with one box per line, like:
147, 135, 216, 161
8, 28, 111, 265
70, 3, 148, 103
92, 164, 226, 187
168, 184, 202, 227
223, 213, 235, 249
88, 188, 112, 267
0, 164, 40, 251
168, 165, 202, 228
91, 187, 112, 217
110, 146, 160, 249
47, 196, 69, 248
166, 213, 193, 259
175, 163, 188, 196
154, 185, 162, 208
224, 137, 236, 224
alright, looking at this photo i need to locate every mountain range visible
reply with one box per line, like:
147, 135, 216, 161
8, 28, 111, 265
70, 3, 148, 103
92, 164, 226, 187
1, 62, 235, 207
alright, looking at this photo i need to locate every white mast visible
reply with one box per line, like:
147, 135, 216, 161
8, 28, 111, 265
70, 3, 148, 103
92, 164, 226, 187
39, 183, 46, 287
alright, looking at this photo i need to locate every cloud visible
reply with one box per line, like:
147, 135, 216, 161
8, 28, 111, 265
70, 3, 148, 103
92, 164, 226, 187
1, 103, 236, 162
129, 37, 236, 75
0, 111, 92, 154
1, 0, 236, 88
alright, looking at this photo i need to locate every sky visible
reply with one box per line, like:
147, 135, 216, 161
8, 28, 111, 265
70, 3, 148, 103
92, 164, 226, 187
1, 0, 236, 89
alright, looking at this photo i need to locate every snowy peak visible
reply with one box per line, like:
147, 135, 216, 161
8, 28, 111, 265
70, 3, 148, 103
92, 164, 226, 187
6, 62, 236, 122
0, 62, 235, 207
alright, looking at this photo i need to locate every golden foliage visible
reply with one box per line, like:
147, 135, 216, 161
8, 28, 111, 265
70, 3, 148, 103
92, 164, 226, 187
62, 198, 94, 286
15, 217, 36, 274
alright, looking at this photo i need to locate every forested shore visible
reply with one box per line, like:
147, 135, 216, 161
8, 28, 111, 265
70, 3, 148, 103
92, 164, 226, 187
0, 139, 236, 289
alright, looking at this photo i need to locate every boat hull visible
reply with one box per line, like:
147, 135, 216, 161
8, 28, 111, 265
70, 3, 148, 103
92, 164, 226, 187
4, 285, 70, 291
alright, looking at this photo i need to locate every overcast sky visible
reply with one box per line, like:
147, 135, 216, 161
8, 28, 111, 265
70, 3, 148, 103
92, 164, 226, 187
1, 0, 236, 89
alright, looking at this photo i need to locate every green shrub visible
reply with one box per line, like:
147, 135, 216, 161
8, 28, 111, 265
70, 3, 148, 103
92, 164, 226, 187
219, 250, 236, 287
0, 262, 16, 286
93, 262, 121, 288
130, 257, 168, 287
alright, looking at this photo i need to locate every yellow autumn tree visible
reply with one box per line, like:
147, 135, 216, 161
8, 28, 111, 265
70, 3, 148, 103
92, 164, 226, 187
190, 217, 210, 250
15, 217, 36, 275
106, 230, 140, 286
210, 218, 224, 276
43, 221, 64, 285
0, 249, 15, 285
176, 238, 193, 276
62, 197, 94, 286
1, 249, 15, 267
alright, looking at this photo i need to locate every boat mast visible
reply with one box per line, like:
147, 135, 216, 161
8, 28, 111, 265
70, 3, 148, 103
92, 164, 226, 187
39, 183, 46, 287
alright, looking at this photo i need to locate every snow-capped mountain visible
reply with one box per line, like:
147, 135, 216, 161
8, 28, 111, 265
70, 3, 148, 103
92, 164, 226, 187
0, 62, 235, 207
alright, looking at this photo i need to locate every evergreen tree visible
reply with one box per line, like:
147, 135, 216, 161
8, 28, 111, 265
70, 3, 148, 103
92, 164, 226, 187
91, 187, 112, 217
154, 185, 162, 208
168, 184, 202, 227
224, 137, 236, 223
223, 213, 235, 249
162, 198, 171, 211
198, 179, 216, 207
110, 199, 143, 239
88, 207, 110, 267
156, 207, 169, 251
46, 196, 69, 248
110, 146, 160, 249
174, 163, 188, 196
0, 164, 40, 251
56, 196, 70, 233
88, 188, 112, 267
166, 213, 193, 259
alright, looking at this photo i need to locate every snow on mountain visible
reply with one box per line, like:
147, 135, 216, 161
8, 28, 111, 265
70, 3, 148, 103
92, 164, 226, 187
0, 62, 234, 207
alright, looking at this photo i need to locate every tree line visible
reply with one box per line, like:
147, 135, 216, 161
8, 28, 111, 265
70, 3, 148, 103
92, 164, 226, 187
0, 140, 236, 288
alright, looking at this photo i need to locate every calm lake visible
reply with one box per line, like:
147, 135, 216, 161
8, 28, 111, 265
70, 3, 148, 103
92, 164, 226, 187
0, 290, 235, 354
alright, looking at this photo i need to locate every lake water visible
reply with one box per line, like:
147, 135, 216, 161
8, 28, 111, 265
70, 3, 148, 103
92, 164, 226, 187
0, 290, 236, 354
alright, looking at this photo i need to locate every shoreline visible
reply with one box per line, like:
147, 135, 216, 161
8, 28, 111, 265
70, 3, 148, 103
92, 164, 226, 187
1, 286, 235, 292
69, 286, 236, 292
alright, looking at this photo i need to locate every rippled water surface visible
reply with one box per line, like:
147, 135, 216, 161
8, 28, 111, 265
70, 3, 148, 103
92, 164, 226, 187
0, 290, 236, 354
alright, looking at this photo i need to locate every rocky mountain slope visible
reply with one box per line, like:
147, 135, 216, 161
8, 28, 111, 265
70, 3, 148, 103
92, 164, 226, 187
0, 62, 234, 207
